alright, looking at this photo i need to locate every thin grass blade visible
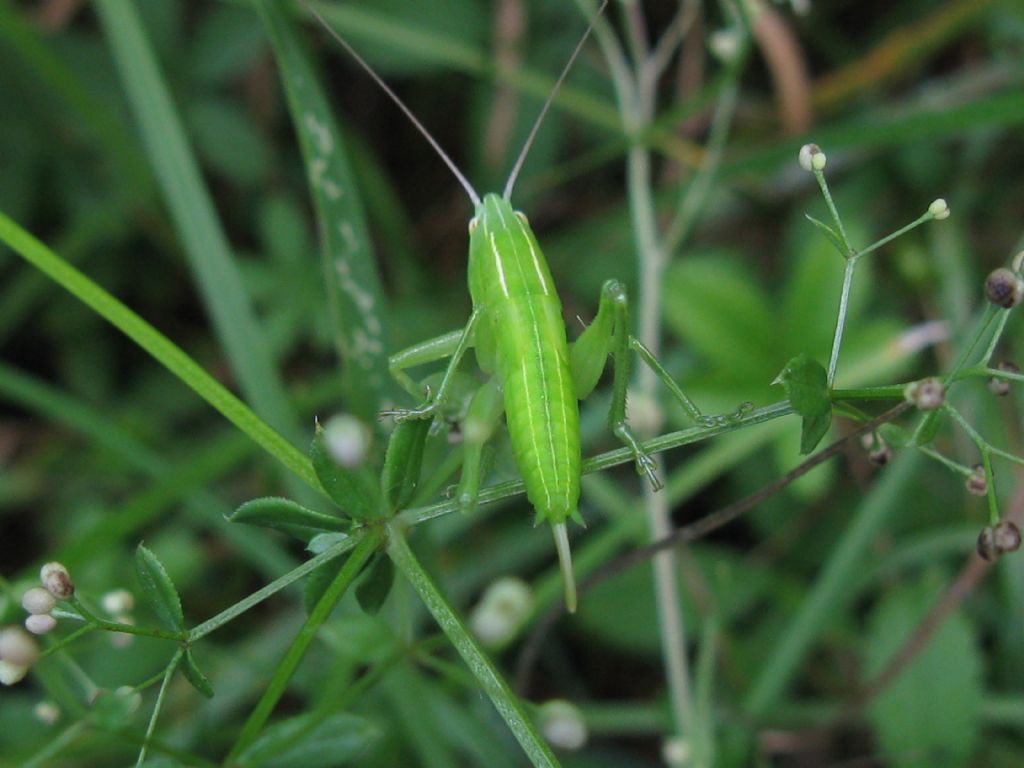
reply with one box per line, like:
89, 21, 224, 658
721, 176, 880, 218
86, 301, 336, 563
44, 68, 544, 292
256, 0, 391, 419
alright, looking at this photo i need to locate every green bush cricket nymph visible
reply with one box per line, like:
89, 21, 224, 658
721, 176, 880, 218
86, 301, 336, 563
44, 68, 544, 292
305, 1, 715, 611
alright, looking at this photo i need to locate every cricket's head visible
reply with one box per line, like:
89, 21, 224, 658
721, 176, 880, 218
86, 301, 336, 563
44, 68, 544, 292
467, 194, 533, 257
467, 193, 551, 306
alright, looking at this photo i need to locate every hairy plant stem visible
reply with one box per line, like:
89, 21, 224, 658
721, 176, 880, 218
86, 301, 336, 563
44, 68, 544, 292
387, 523, 561, 768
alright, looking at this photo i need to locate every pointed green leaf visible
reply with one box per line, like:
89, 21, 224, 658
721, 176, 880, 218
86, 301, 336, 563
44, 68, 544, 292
774, 354, 832, 453
135, 543, 185, 632
774, 354, 830, 416
236, 711, 381, 768
804, 213, 847, 257
380, 419, 430, 512
179, 648, 214, 699
310, 423, 380, 520
229, 496, 348, 539
355, 553, 394, 615
799, 410, 832, 454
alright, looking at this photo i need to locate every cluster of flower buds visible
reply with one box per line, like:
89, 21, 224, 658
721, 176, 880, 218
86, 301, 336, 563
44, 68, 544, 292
21, 562, 75, 637
977, 521, 1022, 562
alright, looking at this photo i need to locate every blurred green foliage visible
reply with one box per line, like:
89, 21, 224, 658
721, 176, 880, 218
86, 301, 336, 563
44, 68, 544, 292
2, 0, 1024, 766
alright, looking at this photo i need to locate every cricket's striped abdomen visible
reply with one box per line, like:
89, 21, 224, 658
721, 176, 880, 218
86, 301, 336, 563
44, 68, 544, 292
468, 194, 581, 525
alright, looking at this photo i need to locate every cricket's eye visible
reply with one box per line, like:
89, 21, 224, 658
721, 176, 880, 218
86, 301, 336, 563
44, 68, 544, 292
468, 217, 480, 234
514, 211, 529, 225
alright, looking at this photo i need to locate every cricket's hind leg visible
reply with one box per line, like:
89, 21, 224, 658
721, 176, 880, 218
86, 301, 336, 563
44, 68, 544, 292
571, 279, 721, 491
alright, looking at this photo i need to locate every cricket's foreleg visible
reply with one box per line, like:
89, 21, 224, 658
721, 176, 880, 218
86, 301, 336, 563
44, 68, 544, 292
382, 308, 482, 421
387, 328, 465, 400
572, 279, 661, 491
455, 379, 504, 516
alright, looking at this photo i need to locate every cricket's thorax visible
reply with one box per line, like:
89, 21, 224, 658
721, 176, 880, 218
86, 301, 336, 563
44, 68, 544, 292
467, 194, 581, 523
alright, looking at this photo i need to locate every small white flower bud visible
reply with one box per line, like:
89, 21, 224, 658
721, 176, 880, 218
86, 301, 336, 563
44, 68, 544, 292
470, 577, 533, 648
0, 660, 29, 686
708, 29, 741, 63
0, 627, 40, 666
22, 587, 56, 616
25, 614, 57, 635
101, 589, 135, 616
323, 414, 371, 468
39, 562, 74, 600
663, 736, 692, 767
539, 700, 588, 751
928, 198, 950, 220
1011, 250, 1024, 274
904, 378, 945, 411
798, 143, 826, 172
33, 701, 60, 725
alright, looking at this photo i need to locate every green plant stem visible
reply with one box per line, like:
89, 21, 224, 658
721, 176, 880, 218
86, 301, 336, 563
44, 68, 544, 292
827, 208, 949, 387
189, 534, 358, 642
813, 168, 852, 252
226, 526, 384, 761
980, 308, 1012, 363
832, 385, 908, 400
857, 210, 934, 259
827, 256, 858, 386
386, 523, 561, 768
137, 649, 183, 767
0, 210, 320, 493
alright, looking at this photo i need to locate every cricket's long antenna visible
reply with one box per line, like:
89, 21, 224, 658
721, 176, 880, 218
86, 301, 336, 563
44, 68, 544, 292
502, 0, 608, 202
300, 1, 481, 207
